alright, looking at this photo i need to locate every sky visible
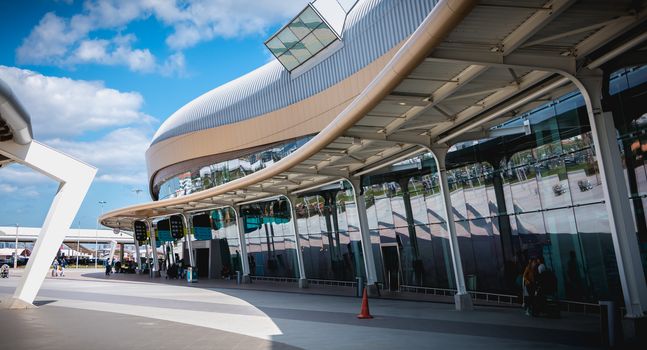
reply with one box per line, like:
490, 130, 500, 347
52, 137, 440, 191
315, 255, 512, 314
0, 0, 309, 229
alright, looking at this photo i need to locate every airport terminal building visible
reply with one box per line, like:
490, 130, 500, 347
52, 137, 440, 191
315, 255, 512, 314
95, 0, 647, 321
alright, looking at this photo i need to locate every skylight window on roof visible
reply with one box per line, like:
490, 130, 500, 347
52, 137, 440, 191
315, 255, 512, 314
265, 1, 350, 72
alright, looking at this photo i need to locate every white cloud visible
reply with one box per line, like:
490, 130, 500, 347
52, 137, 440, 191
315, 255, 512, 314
0, 165, 47, 198
16, 0, 309, 73
160, 52, 186, 77
70, 34, 157, 73
0, 129, 151, 187
0, 183, 17, 193
0, 67, 154, 186
0, 165, 51, 185
0, 66, 156, 138
46, 127, 150, 185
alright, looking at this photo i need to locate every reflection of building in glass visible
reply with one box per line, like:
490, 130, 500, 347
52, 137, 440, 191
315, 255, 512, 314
157, 136, 312, 200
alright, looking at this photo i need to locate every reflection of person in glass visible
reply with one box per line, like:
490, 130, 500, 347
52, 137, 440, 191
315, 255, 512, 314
248, 254, 256, 275
522, 259, 537, 316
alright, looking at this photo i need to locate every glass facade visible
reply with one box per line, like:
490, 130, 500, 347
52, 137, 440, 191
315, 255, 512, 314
240, 199, 299, 278
186, 208, 242, 274
161, 65, 645, 307
156, 136, 312, 200
362, 174, 455, 290
293, 186, 366, 281
210, 207, 242, 273
348, 66, 646, 303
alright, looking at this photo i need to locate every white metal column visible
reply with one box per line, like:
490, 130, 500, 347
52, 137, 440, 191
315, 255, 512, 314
0, 140, 96, 309
133, 235, 142, 273
575, 69, 647, 319
234, 206, 251, 283
286, 195, 308, 288
144, 241, 150, 274
119, 242, 125, 265
349, 178, 380, 294
108, 240, 117, 265
147, 219, 160, 277
181, 214, 195, 268
430, 146, 473, 311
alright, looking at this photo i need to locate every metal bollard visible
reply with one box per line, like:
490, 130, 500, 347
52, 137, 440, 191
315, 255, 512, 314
599, 300, 618, 347
236, 270, 242, 285
356, 276, 364, 297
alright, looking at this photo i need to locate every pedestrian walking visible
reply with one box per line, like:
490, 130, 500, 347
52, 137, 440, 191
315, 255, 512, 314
105, 259, 112, 276
59, 258, 67, 277
51, 259, 59, 277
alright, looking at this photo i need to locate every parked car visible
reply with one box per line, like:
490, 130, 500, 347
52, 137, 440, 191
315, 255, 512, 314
578, 179, 593, 192
553, 184, 567, 196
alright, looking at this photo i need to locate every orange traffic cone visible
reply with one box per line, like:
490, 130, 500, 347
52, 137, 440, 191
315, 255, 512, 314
357, 288, 373, 319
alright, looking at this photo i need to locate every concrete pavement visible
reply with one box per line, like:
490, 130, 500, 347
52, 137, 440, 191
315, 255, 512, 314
1, 269, 604, 349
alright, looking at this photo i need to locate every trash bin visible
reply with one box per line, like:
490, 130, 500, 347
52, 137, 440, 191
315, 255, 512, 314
236, 271, 242, 285
465, 274, 477, 291
600, 300, 619, 347
186, 267, 197, 283
356, 276, 364, 297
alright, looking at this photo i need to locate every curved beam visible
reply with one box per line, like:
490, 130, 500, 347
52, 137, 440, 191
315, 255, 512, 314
100, 0, 478, 225
0, 79, 32, 145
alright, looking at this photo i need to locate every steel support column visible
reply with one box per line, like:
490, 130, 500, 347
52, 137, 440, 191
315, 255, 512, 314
234, 206, 251, 283
108, 240, 117, 265
575, 70, 647, 321
349, 178, 380, 296
147, 219, 160, 277
180, 214, 195, 268
286, 195, 308, 288
144, 240, 150, 274
133, 236, 142, 273
0, 140, 96, 309
430, 146, 473, 311
118, 243, 125, 266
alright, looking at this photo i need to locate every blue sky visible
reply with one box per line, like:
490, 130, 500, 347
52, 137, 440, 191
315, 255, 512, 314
0, 0, 308, 229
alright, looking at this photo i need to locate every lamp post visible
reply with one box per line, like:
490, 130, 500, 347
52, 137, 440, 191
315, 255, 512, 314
132, 189, 143, 201
76, 220, 81, 269
96, 201, 107, 269
14, 224, 19, 269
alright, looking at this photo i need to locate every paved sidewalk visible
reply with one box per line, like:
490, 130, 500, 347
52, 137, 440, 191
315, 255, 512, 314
1, 269, 604, 349
59, 269, 518, 307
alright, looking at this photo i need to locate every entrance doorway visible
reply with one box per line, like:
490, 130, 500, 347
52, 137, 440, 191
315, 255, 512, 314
196, 248, 209, 278
381, 245, 401, 291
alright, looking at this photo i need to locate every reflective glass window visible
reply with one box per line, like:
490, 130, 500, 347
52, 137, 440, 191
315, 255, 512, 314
290, 43, 311, 63
424, 185, 445, 224
567, 148, 603, 205
313, 23, 336, 46
266, 37, 287, 56
299, 7, 322, 30
375, 191, 394, 229
516, 212, 546, 235
510, 164, 542, 213
537, 158, 572, 210
544, 208, 577, 234
277, 28, 299, 48
278, 53, 299, 71
301, 32, 325, 55
288, 18, 310, 40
